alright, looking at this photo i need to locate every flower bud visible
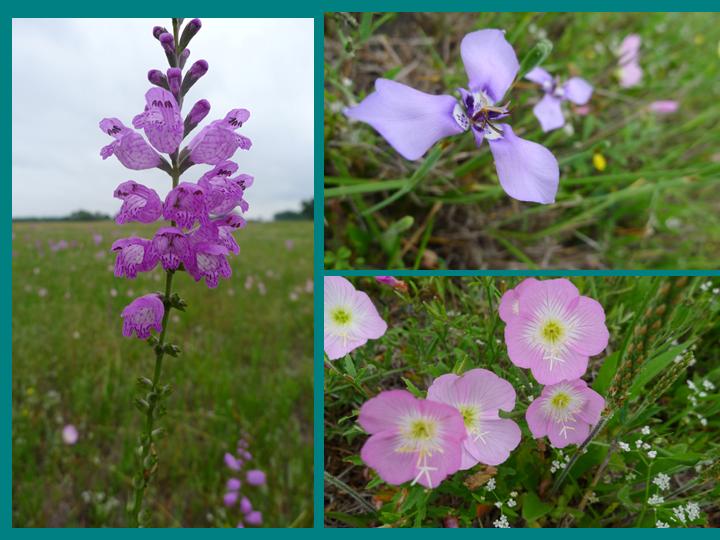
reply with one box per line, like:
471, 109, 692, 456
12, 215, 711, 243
159, 33, 177, 67
184, 99, 210, 136
179, 48, 190, 69
147, 69, 169, 90
180, 60, 208, 95
167, 67, 182, 98
152, 26, 168, 40
179, 18, 202, 50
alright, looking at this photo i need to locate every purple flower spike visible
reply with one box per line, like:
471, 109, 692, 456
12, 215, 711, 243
167, 68, 182, 98
187, 109, 252, 165
132, 88, 184, 154
525, 67, 593, 132
163, 182, 207, 229
246, 469, 266, 486
344, 29, 560, 204
121, 294, 164, 339
100, 118, 163, 170
113, 180, 163, 224
148, 69, 169, 90
245, 511, 262, 526
185, 239, 232, 288
112, 237, 159, 278
152, 227, 191, 271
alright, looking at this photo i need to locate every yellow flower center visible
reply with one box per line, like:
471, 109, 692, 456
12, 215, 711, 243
551, 392, 571, 410
459, 405, 476, 428
409, 419, 435, 440
541, 320, 564, 344
331, 307, 351, 326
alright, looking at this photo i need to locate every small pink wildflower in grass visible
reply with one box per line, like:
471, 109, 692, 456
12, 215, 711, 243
358, 390, 466, 488
224, 452, 242, 471
525, 379, 604, 448
62, 424, 79, 445
324, 277, 387, 360
285, 239, 294, 250
618, 34, 643, 88
649, 100, 679, 114
244, 511, 262, 526
375, 275, 408, 292
503, 278, 609, 384
427, 369, 521, 468
246, 470, 266, 486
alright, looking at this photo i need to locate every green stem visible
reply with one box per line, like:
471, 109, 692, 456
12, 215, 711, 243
552, 414, 611, 493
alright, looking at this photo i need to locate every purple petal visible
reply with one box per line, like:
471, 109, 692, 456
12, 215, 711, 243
525, 66, 553, 86
563, 77, 593, 105
487, 124, 559, 204
344, 78, 463, 161
533, 94, 565, 132
461, 29, 519, 102
649, 100, 679, 114
619, 62, 642, 88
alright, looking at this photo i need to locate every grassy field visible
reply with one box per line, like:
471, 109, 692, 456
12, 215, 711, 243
324, 276, 720, 527
12, 220, 313, 527
324, 12, 720, 269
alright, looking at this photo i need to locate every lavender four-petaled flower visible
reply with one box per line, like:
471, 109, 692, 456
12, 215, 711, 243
525, 67, 593, 132
345, 29, 560, 204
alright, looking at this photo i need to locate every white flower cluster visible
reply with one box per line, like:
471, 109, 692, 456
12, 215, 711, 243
493, 515, 510, 528
699, 280, 719, 294
652, 473, 671, 491
550, 450, 571, 474
686, 377, 715, 425
486, 478, 496, 491
648, 494, 665, 506
656, 520, 670, 528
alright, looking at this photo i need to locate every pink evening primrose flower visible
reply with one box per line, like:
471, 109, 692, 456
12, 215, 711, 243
618, 34, 643, 88
498, 277, 540, 323
132, 87, 184, 154
324, 276, 388, 360
345, 29, 559, 204
504, 278, 609, 385
427, 369, 522, 469
649, 100, 679, 115
113, 180, 163, 225
358, 390, 467, 488
121, 293, 164, 339
526, 378, 605, 448
187, 108, 252, 165
525, 67, 593, 132
111, 237, 159, 278
99, 118, 163, 170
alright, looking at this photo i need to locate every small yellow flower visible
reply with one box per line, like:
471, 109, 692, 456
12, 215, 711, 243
593, 153, 607, 172
694, 34, 705, 46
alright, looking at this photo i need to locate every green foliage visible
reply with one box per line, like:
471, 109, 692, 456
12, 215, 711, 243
324, 12, 720, 269
324, 277, 720, 527
12, 221, 313, 527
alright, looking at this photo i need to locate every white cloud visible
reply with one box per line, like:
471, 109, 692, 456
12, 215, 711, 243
12, 18, 314, 220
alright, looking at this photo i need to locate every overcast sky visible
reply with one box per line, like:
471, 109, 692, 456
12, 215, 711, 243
12, 18, 314, 220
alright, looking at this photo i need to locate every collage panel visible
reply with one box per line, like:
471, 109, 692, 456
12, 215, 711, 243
11, 18, 314, 527
324, 12, 720, 270
323, 275, 720, 528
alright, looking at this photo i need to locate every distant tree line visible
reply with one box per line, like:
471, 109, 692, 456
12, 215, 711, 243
13, 210, 112, 222
274, 199, 313, 221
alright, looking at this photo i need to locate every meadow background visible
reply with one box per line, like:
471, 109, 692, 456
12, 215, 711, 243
12, 220, 313, 527
324, 12, 720, 269
324, 276, 720, 527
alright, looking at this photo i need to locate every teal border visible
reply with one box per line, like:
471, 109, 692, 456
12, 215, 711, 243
6, 3, 720, 533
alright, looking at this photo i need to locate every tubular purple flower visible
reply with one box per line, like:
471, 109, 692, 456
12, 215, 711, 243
152, 26, 168, 40
181, 60, 209, 95
148, 69, 169, 90
179, 48, 190, 70
246, 469, 266, 486
112, 237, 159, 278
199, 171, 252, 216
224, 452, 242, 471
163, 181, 208, 229
100, 118, 163, 170
179, 18, 202, 50
159, 32, 175, 54
223, 491, 239, 507
151, 227, 191, 271
113, 180, 163, 224
167, 68, 182, 98
227, 478, 242, 491
244, 511, 262, 526
132, 88, 184, 154
185, 236, 232, 288
186, 109, 252, 165
344, 29, 560, 204
121, 294, 164, 339
240, 496, 252, 514
184, 99, 211, 135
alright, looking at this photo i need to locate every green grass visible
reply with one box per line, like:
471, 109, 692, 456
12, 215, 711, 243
324, 13, 720, 269
324, 276, 720, 527
12, 220, 313, 527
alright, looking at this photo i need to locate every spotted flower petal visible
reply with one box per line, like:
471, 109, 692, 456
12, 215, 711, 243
121, 294, 164, 339
111, 236, 159, 278
132, 88, 184, 153
187, 109, 252, 165
113, 180, 163, 224
99, 118, 162, 170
